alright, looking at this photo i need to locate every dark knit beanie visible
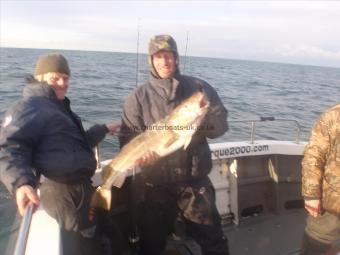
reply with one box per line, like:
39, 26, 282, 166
34, 54, 70, 76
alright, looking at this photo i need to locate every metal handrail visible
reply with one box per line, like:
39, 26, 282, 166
229, 117, 302, 144
98, 117, 302, 147
94, 146, 101, 169
14, 203, 35, 255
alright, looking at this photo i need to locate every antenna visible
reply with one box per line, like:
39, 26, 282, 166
183, 31, 189, 73
135, 18, 140, 87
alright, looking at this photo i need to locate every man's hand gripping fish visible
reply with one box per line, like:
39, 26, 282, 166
91, 92, 210, 210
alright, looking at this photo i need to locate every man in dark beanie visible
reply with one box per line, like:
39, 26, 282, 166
0, 53, 120, 255
35, 53, 71, 76
120, 35, 230, 255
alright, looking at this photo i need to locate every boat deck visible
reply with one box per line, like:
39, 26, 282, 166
5, 139, 308, 255
224, 209, 306, 255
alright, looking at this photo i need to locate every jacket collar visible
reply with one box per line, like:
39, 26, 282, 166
23, 75, 61, 101
149, 73, 181, 101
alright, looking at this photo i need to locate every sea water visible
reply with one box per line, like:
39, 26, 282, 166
0, 47, 339, 251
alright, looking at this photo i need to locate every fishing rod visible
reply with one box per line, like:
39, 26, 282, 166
183, 31, 189, 73
129, 18, 141, 254
135, 19, 140, 88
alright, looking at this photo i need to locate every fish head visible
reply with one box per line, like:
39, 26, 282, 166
169, 92, 210, 131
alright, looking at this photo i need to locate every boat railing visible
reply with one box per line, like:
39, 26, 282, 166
229, 117, 302, 144
94, 145, 102, 169
93, 117, 302, 166
13, 203, 35, 255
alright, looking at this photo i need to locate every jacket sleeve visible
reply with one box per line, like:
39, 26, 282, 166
199, 83, 228, 139
85, 124, 108, 148
301, 111, 330, 199
0, 104, 43, 194
119, 91, 144, 148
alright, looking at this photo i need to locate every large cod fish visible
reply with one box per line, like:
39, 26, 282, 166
91, 92, 210, 210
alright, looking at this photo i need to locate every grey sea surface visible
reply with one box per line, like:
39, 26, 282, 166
0, 47, 339, 252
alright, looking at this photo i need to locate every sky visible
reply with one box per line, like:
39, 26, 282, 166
1, 1, 340, 68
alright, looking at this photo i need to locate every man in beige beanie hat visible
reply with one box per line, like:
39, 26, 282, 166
34, 53, 71, 100
0, 53, 120, 254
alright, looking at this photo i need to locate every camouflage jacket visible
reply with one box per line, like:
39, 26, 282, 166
302, 104, 340, 215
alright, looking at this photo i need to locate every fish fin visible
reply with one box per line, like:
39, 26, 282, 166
183, 136, 193, 149
164, 134, 179, 148
102, 163, 127, 188
110, 170, 128, 188
101, 163, 112, 182
90, 186, 112, 210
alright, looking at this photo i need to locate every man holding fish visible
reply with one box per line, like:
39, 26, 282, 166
119, 34, 230, 255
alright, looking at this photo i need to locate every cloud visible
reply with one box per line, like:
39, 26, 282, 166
1, 22, 89, 49
274, 44, 340, 59
1, 1, 340, 67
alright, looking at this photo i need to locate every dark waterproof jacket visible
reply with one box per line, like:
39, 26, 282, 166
0, 78, 108, 194
119, 73, 228, 186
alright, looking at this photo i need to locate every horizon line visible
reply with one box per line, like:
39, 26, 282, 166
1, 46, 339, 70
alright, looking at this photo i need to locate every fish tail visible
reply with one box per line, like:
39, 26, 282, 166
90, 186, 112, 211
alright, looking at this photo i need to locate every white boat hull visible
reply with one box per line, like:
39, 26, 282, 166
24, 140, 307, 255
